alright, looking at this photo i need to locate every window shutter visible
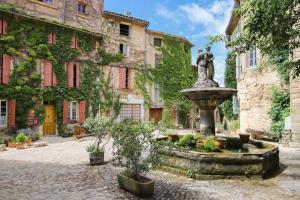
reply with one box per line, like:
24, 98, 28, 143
71, 35, 76, 48
48, 33, 53, 44
76, 36, 79, 49
2, 20, 7, 35
128, 68, 131, 89
0, 20, 2, 34
63, 100, 68, 124
79, 100, 86, 124
119, 68, 126, 89
68, 62, 74, 88
44, 60, 53, 86
76, 63, 80, 88
2, 54, 11, 85
53, 33, 57, 44
53, 71, 57, 86
7, 99, 16, 128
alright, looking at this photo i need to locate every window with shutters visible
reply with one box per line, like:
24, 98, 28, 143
120, 24, 130, 36
248, 48, 257, 68
48, 32, 56, 44
153, 38, 162, 47
71, 35, 79, 49
73, 64, 77, 87
119, 43, 129, 56
0, 20, 7, 35
0, 100, 7, 128
125, 67, 130, 89
119, 104, 141, 122
68, 101, 77, 121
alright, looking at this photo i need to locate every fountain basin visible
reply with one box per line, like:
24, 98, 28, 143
180, 87, 237, 135
159, 142, 279, 179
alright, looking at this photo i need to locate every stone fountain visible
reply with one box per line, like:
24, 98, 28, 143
181, 47, 237, 135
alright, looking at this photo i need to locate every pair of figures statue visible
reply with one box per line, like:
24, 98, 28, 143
194, 46, 219, 88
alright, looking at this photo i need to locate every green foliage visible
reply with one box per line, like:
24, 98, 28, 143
15, 132, 30, 143
17, 128, 40, 141
60, 127, 73, 138
86, 144, 104, 155
135, 68, 152, 108
219, 52, 238, 121
175, 134, 195, 147
111, 121, 160, 181
227, 119, 240, 132
269, 88, 290, 137
204, 137, 216, 152
150, 37, 196, 127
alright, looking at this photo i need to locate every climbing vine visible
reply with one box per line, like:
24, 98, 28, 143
0, 9, 122, 133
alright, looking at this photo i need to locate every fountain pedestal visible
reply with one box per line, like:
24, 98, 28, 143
181, 87, 237, 135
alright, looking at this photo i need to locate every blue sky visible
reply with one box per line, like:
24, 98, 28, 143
105, 0, 234, 85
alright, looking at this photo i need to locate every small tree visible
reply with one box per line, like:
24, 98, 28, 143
84, 115, 110, 152
111, 121, 161, 181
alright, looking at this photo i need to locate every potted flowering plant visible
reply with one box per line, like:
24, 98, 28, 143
111, 121, 160, 198
84, 115, 110, 166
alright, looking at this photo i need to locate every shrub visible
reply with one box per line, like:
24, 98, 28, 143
228, 119, 240, 132
15, 132, 30, 143
204, 137, 216, 152
111, 121, 160, 181
17, 128, 40, 141
175, 134, 195, 147
61, 126, 73, 138
86, 144, 104, 155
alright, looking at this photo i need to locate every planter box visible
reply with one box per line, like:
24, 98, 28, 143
8, 141, 17, 148
89, 152, 104, 166
0, 144, 6, 152
117, 173, 154, 198
16, 143, 26, 150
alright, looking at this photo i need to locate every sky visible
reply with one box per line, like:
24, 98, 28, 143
105, 0, 234, 85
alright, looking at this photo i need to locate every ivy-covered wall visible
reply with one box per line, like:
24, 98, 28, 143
0, 10, 101, 134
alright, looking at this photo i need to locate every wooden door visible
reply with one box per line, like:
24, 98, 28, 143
149, 108, 163, 124
43, 105, 56, 135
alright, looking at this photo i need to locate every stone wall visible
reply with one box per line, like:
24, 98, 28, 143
238, 65, 283, 133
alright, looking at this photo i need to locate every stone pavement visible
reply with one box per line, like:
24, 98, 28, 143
0, 136, 299, 200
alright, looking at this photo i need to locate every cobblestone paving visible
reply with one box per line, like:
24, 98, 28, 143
0, 137, 299, 200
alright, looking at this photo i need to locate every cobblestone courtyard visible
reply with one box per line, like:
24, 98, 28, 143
0, 137, 299, 200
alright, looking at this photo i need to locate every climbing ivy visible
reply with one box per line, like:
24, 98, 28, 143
0, 10, 122, 133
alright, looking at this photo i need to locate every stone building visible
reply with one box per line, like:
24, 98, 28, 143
102, 11, 192, 124
226, 0, 300, 143
225, 0, 284, 134
0, 0, 103, 135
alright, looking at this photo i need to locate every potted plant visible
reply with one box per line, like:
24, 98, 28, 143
84, 115, 110, 166
15, 132, 30, 149
111, 121, 160, 198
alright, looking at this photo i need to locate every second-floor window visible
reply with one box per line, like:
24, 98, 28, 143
71, 35, 79, 49
248, 48, 257, 68
0, 19, 8, 35
120, 24, 130, 36
0, 54, 11, 85
38, 0, 53, 4
155, 54, 162, 67
0, 100, 7, 128
119, 67, 130, 89
48, 32, 56, 44
77, 2, 87, 15
154, 38, 162, 47
68, 62, 80, 88
119, 43, 129, 56
44, 60, 57, 87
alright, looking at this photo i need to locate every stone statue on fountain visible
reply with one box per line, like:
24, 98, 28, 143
194, 47, 219, 88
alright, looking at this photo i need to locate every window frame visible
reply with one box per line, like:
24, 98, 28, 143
0, 100, 7, 128
77, 2, 87, 15
153, 38, 162, 47
120, 24, 130, 37
119, 43, 129, 56
68, 101, 77, 121
248, 48, 257, 68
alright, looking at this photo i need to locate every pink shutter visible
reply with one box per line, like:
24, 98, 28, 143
0, 20, 2, 34
63, 100, 68, 124
128, 68, 131, 89
2, 20, 7, 35
48, 33, 53, 44
53, 71, 57, 86
119, 68, 126, 89
2, 54, 11, 85
79, 100, 86, 124
53, 33, 57, 44
71, 35, 76, 48
44, 60, 53, 86
8, 99, 16, 128
76, 63, 80, 88
68, 62, 74, 88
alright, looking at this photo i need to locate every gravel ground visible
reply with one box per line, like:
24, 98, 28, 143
0, 136, 299, 200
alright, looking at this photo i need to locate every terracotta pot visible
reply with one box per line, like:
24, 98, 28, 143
16, 143, 26, 150
26, 139, 32, 146
167, 134, 179, 143
8, 141, 17, 148
117, 173, 154, 198
214, 137, 226, 149
239, 134, 250, 144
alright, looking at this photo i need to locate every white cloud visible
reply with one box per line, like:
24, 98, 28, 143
214, 56, 226, 86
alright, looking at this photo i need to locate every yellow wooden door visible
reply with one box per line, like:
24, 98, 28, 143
43, 105, 56, 135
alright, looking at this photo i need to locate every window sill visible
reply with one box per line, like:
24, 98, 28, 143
120, 35, 131, 39
27, 0, 58, 9
76, 14, 90, 20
